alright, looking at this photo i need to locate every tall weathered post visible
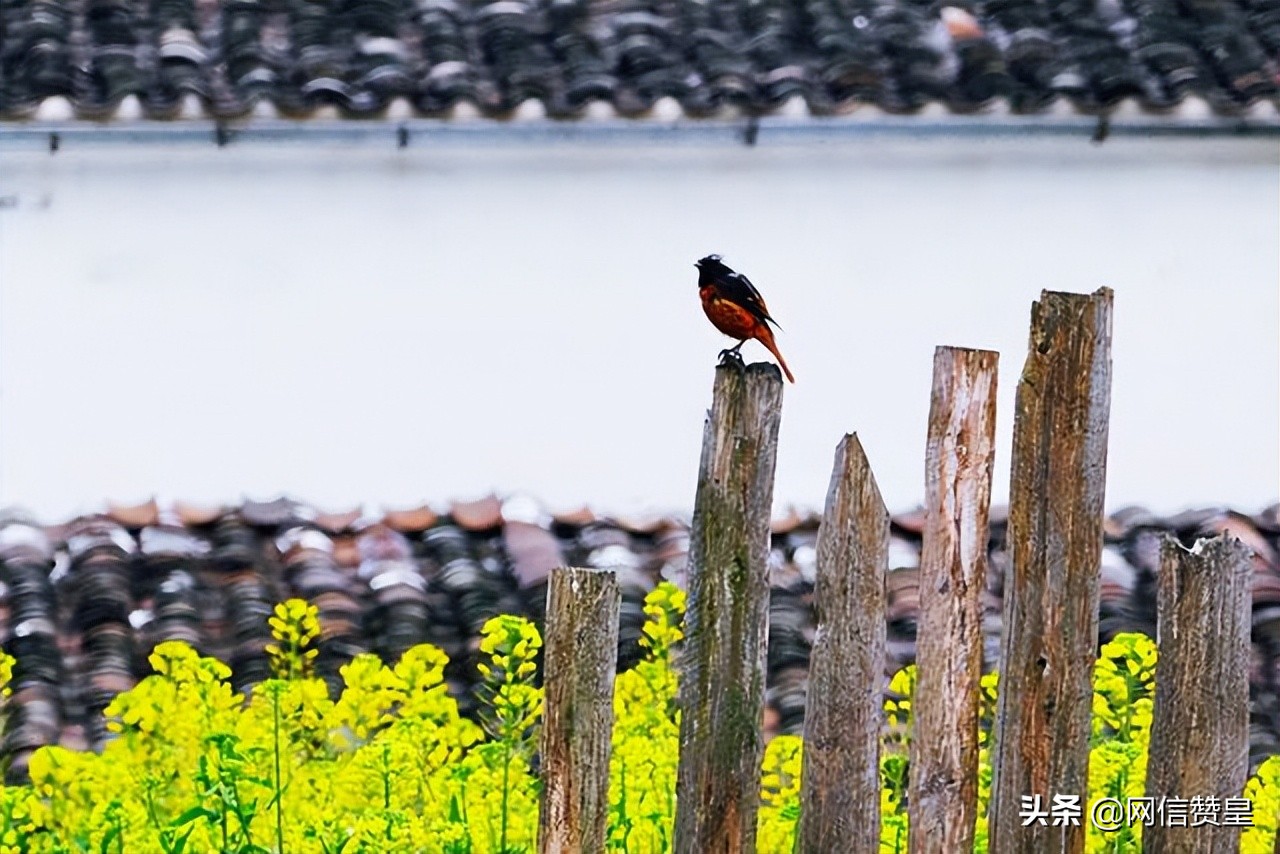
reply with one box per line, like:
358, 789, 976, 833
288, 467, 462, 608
909, 346, 999, 853
1144, 534, 1253, 854
990, 288, 1113, 854
538, 566, 622, 854
797, 433, 890, 853
674, 360, 784, 854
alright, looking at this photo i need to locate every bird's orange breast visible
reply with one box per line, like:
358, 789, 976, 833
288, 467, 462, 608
700, 287, 762, 340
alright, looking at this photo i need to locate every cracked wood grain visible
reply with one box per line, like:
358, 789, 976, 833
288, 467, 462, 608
797, 433, 890, 854
990, 288, 1113, 854
1144, 534, 1253, 854
909, 346, 999, 854
538, 566, 621, 854
674, 360, 784, 854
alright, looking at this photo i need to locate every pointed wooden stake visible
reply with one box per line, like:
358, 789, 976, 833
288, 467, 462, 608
798, 433, 889, 853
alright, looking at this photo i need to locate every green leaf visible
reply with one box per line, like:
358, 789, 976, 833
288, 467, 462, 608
170, 806, 213, 828
168, 826, 196, 854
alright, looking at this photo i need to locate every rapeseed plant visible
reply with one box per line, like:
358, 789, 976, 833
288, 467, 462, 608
609, 583, 682, 853
0, 592, 1271, 853
880, 663, 916, 852
757, 735, 802, 852
1085, 632, 1156, 854
266, 600, 321, 681
1243, 754, 1280, 853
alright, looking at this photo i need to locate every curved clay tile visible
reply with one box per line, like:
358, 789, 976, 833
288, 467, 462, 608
891, 508, 927, 536
885, 568, 921, 624
501, 494, 548, 527
357, 525, 414, 564
314, 508, 364, 534
174, 501, 226, 527
0, 523, 54, 563
1251, 574, 1280, 609
63, 519, 137, 561
771, 506, 805, 535
149, 568, 205, 653
106, 499, 159, 529
941, 6, 984, 41
239, 497, 303, 528
1105, 506, 1161, 539
276, 526, 335, 561
607, 513, 669, 535
1254, 505, 1280, 534
449, 495, 503, 532
551, 506, 596, 527
332, 535, 362, 569
502, 521, 563, 589
1197, 512, 1277, 570
1166, 506, 1230, 532
139, 525, 210, 558
652, 526, 689, 562
382, 505, 440, 533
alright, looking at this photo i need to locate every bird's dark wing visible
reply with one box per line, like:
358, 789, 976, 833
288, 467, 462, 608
715, 270, 781, 329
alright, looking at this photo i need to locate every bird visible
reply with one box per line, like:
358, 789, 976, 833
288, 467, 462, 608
696, 254, 795, 383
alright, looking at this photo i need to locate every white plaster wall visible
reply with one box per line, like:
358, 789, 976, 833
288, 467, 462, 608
0, 137, 1275, 520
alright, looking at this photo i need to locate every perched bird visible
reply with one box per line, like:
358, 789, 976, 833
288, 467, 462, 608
696, 255, 795, 383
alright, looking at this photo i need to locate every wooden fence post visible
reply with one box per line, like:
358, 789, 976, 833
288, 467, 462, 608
990, 288, 1113, 854
1144, 535, 1253, 854
909, 347, 999, 853
674, 360, 784, 854
797, 433, 890, 853
538, 566, 622, 854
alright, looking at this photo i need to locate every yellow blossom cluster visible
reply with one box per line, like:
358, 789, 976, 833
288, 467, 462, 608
265, 598, 321, 681
0, 594, 1272, 852
1243, 754, 1280, 853
609, 582, 683, 852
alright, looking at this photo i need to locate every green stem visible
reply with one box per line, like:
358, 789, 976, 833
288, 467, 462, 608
383, 742, 392, 812
237, 793, 258, 851
459, 780, 473, 854
499, 739, 511, 853
618, 755, 630, 854
140, 778, 164, 841
274, 687, 286, 854
219, 797, 229, 854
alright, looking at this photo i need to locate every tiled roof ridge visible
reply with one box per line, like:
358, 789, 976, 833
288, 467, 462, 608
1, 0, 1278, 122
4, 493, 1276, 538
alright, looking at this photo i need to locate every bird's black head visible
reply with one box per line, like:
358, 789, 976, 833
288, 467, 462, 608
695, 254, 730, 286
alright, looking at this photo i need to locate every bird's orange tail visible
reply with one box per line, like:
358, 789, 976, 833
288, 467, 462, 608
754, 325, 795, 383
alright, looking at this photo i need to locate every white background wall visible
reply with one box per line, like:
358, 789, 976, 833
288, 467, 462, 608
0, 136, 1275, 521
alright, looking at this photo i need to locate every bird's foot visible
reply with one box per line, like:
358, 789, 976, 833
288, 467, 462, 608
717, 347, 746, 367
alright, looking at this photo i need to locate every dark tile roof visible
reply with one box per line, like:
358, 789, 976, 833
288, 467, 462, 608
0, 0, 1277, 122
2, 495, 1280, 782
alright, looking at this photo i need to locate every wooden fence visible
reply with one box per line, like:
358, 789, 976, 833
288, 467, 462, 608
533, 287, 1258, 854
